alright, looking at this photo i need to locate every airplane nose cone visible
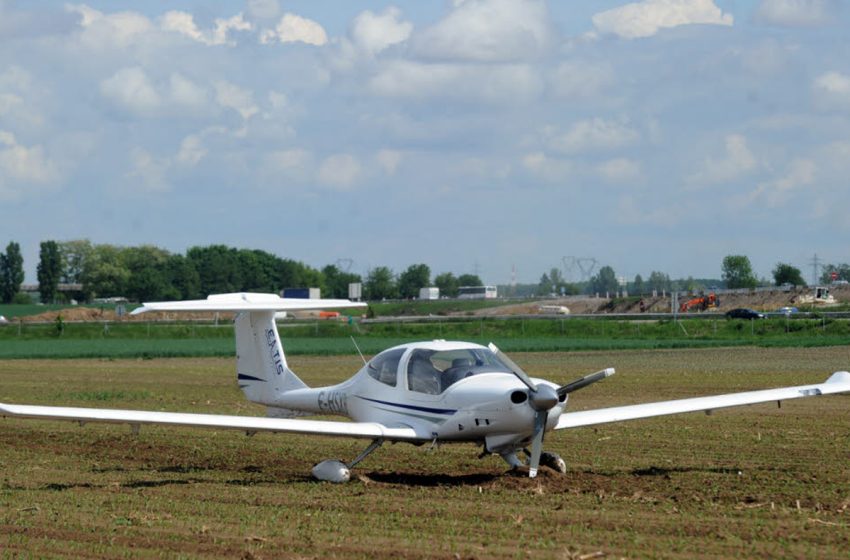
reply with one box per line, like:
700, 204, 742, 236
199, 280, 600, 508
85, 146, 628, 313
529, 384, 558, 411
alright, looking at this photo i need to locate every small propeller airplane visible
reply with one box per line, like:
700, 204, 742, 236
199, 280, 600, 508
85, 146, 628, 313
2, 292, 850, 482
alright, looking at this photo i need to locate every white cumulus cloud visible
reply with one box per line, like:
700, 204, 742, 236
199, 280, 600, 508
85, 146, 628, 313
66, 4, 154, 49
0, 130, 58, 199
747, 158, 816, 207
369, 60, 541, 102
376, 149, 402, 175
413, 0, 552, 62
100, 68, 208, 116
214, 81, 258, 120
351, 7, 413, 55
550, 118, 639, 154
127, 147, 170, 192
317, 154, 361, 189
597, 158, 642, 183
260, 13, 327, 46
100, 67, 161, 115
592, 0, 733, 39
690, 134, 757, 184
813, 71, 850, 110
521, 151, 574, 182
549, 60, 616, 99
755, 0, 836, 27
175, 134, 207, 167
161, 11, 251, 46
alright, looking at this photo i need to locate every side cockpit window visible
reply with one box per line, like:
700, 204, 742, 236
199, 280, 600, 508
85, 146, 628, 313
366, 348, 405, 387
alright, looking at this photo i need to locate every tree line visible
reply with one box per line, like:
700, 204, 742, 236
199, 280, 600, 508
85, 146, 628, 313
0, 240, 482, 304
504, 255, 819, 298
0, 241, 840, 305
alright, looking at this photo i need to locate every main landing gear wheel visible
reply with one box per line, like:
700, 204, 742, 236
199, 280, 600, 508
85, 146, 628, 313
539, 451, 567, 474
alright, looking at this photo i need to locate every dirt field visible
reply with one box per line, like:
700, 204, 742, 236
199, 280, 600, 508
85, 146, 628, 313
1, 348, 849, 558
470, 285, 850, 316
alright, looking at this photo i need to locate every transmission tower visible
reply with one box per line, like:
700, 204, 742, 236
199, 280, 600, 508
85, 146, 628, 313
562, 256, 598, 282
335, 258, 354, 272
809, 253, 822, 285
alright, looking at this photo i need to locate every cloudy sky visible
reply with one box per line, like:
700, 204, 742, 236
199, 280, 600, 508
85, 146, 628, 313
2, 0, 849, 285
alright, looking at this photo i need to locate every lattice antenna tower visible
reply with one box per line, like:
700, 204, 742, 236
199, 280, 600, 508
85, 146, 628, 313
562, 256, 598, 282
809, 253, 822, 286
335, 258, 354, 273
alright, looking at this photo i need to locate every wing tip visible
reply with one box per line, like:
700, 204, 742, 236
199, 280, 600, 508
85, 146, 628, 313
826, 371, 850, 384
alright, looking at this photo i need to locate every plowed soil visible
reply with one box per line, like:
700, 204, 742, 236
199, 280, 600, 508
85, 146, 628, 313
2, 348, 849, 558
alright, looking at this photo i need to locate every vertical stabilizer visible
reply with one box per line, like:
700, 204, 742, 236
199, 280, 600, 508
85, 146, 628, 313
235, 311, 307, 405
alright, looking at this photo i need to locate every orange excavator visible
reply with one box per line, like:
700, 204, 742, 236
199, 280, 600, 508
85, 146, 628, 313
679, 292, 719, 312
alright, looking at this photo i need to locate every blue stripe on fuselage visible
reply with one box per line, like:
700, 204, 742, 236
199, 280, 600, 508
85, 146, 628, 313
238, 373, 266, 382
356, 396, 456, 415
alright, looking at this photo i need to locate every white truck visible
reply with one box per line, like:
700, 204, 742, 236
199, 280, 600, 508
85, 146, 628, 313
419, 287, 440, 300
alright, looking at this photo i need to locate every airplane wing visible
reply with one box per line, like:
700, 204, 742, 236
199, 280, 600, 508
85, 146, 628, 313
556, 371, 850, 430
0, 402, 423, 442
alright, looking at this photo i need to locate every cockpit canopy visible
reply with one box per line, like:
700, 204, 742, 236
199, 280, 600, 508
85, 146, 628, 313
365, 344, 515, 395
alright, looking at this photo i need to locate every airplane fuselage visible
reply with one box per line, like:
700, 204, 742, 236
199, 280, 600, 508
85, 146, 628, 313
270, 342, 568, 451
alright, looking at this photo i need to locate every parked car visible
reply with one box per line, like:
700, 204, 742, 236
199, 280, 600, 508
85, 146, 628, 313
725, 308, 765, 320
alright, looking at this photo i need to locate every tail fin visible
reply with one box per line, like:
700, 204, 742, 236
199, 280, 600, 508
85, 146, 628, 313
235, 310, 307, 405
132, 292, 367, 407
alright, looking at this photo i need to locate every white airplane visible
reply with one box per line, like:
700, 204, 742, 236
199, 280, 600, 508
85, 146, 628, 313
2, 292, 849, 483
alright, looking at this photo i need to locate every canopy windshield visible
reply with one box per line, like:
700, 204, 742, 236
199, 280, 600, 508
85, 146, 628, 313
407, 347, 513, 394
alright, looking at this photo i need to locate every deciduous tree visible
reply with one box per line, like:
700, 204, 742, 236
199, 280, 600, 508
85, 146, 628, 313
457, 274, 483, 287
0, 241, 24, 303
434, 272, 459, 298
398, 263, 430, 299
322, 265, 362, 299
364, 266, 397, 300
722, 255, 757, 289
589, 265, 619, 295
772, 263, 806, 287
37, 240, 63, 303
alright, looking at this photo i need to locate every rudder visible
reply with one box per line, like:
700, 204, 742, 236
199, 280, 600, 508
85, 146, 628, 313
235, 311, 307, 405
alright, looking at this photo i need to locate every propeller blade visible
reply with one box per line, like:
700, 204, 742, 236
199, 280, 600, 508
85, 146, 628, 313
528, 410, 547, 478
488, 343, 537, 392
557, 368, 615, 398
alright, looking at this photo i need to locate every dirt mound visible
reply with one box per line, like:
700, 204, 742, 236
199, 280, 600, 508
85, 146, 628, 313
19, 307, 236, 324
22, 307, 118, 323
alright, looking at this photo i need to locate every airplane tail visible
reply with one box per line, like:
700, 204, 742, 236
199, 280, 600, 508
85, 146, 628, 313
132, 292, 366, 409
234, 310, 307, 405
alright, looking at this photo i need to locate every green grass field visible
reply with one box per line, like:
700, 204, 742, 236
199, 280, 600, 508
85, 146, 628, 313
1, 347, 849, 558
1, 315, 850, 359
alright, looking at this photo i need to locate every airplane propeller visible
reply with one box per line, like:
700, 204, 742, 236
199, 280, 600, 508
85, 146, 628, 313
488, 343, 614, 477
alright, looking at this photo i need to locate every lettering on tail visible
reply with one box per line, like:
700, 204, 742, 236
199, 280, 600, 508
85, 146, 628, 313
266, 329, 285, 376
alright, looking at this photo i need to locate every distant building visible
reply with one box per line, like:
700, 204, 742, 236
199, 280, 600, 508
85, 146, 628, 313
457, 286, 497, 299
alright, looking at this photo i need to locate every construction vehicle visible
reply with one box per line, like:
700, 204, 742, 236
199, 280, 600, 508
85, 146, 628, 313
679, 292, 719, 312
796, 286, 837, 306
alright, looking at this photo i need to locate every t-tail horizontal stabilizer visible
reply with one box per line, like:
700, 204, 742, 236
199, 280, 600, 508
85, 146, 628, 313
132, 292, 366, 407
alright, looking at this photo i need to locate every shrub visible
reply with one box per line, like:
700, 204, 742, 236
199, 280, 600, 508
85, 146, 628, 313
11, 292, 32, 304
